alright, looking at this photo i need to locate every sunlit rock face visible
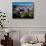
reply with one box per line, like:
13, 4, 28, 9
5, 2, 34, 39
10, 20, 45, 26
16, 6, 33, 12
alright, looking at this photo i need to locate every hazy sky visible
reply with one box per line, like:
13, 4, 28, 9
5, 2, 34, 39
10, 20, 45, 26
13, 2, 33, 6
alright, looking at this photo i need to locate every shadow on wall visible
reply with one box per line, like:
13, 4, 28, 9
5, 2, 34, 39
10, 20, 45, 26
13, 40, 21, 46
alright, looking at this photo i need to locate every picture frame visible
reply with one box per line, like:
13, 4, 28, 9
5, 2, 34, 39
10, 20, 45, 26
12, 2, 34, 19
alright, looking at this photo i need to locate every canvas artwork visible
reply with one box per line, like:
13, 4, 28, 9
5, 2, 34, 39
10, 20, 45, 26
12, 2, 34, 19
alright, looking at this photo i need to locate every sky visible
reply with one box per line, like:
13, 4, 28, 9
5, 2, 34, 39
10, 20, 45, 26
13, 2, 33, 6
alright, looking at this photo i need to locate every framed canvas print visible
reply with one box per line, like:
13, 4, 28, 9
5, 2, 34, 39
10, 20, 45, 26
12, 2, 34, 19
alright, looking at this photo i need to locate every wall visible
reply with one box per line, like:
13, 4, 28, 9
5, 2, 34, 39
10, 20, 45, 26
0, 0, 46, 27
0, 1, 46, 46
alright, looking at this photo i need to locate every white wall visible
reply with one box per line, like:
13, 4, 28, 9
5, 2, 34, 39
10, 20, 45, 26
0, 0, 46, 27
0, 1, 46, 46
